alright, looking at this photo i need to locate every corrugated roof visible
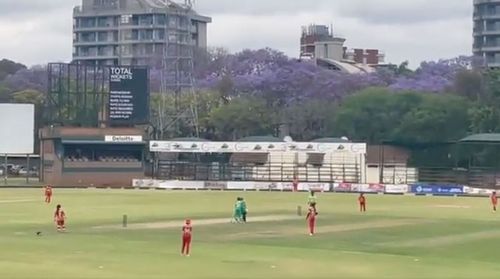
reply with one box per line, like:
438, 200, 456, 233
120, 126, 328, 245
312, 138, 350, 143
459, 134, 500, 143
238, 136, 283, 142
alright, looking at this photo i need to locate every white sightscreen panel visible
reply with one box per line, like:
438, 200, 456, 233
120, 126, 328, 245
0, 104, 35, 154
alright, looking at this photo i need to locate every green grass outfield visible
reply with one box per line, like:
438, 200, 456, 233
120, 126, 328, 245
0, 189, 499, 279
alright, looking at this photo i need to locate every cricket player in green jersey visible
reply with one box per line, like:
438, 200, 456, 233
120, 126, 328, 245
308, 191, 317, 209
240, 198, 248, 223
233, 197, 243, 223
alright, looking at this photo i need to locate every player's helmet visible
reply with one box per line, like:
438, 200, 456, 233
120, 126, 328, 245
186, 219, 191, 224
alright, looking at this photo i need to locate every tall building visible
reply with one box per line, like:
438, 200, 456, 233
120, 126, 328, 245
72, 0, 211, 66
473, 0, 500, 67
300, 24, 384, 64
300, 24, 345, 60
300, 24, 385, 74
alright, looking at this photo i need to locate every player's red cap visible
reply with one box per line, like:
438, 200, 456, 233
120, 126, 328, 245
185, 219, 191, 224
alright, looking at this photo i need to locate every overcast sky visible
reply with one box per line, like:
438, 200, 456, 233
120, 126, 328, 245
0, 0, 473, 67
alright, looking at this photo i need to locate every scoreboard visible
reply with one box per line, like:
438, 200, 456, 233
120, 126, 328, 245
108, 66, 149, 125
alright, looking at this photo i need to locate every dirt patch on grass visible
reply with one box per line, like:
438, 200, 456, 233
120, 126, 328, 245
226, 219, 430, 240
381, 230, 500, 248
93, 215, 301, 230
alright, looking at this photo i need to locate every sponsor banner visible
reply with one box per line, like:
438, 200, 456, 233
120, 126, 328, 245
281, 182, 294, 191
132, 179, 158, 188
227, 182, 257, 190
298, 183, 330, 192
204, 181, 227, 190
149, 141, 366, 154
333, 183, 352, 192
105, 135, 143, 143
385, 184, 409, 194
350, 184, 385, 193
463, 186, 495, 195
157, 180, 205, 190
410, 184, 464, 195
255, 182, 282, 190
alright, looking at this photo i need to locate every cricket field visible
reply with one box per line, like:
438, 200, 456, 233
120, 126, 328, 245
0, 189, 499, 279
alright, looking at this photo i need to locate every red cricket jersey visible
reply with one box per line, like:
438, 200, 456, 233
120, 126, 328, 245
306, 206, 317, 221
54, 210, 65, 221
45, 187, 52, 196
492, 194, 498, 205
359, 196, 366, 204
183, 225, 192, 237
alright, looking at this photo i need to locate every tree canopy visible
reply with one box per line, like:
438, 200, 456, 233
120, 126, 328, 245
0, 49, 498, 153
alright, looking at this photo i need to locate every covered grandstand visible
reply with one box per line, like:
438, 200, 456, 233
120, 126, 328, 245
40, 127, 146, 187
150, 137, 367, 183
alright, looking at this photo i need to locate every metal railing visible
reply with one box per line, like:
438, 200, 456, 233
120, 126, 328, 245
418, 167, 500, 189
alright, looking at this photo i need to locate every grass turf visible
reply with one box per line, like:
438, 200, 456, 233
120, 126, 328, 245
0, 189, 499, 279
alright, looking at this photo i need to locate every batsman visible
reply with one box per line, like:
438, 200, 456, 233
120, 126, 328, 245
233, 197, 243, 223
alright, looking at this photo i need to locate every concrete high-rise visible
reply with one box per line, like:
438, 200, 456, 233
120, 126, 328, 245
473, 0, 500, 67
72, 0, 211, 66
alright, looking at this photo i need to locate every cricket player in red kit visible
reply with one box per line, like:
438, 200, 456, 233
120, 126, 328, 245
44, 185, 53, 203
358, 193, 367, 212
181, 219, 192, 256
54, 204, 66, 232
305, 203, 318, 236
492, 192, 498, 212
292, 176, 299, 192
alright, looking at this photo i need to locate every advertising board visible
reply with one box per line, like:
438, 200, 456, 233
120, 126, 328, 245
384, 184, 409, 194
410, 184, 464, 195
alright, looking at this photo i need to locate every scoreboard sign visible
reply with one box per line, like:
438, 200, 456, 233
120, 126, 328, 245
108, 67, 149, 125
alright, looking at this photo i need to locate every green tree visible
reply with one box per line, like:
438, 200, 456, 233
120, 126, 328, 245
468, 105, 500, 133
454, 70, 484, 101
0, 59, 26, 81
283, 100, 337, 141
11, 89, 45, 105
392, 94, 470, 144
209, 97, 274, 140
333, 88, 470, 144
333, 88, 422, 143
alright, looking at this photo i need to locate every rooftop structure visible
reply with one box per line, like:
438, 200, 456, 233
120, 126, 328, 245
300, 24, 385, 73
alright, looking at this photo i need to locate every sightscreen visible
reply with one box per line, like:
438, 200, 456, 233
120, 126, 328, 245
0, 104, 35, 154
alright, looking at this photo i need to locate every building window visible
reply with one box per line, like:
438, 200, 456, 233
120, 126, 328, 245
139, 14, 154, 26
145, 44, 154, 55
121, 45, 132, 56
81, 18, 96, 28
97, 17, 110, 27
98, 32, 108, 42
156, 14, 166, 25
156, 29, 165, 40
81, 32, 96, 42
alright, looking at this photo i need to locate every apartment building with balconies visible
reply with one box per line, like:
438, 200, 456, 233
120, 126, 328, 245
73, 0, 211, 66
473, 0, 500, 67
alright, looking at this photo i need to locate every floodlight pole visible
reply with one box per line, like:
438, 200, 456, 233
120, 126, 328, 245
3, 154, 7, 185
26, 154, 30, 184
